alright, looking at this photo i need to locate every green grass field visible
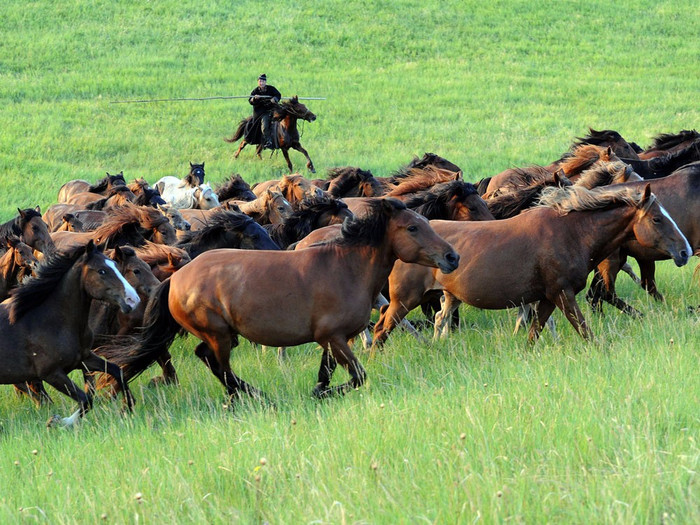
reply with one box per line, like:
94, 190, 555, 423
1, 0, 699, 522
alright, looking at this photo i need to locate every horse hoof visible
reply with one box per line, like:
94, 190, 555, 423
312, 384, 331, 399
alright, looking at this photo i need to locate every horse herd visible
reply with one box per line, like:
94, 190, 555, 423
1, 128, 698, 427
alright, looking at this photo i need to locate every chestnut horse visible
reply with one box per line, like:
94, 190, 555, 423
374, 185, 690, 345
101, 199, 458, 400
0, 242, 139, 427
57, 171, 126, 203
227, 96, 318, 173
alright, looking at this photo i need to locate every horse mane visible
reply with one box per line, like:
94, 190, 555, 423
264, 195, 349, 249
572, 128, 627, 149
391, 153, 462, 180
647, 141, 700, 171
0, 208, 42, 239
537, 184, 645, 215
404, 180, 478, 219
89, 172, 125, 193
0, 236, 23, 281
648, 129, 700, 150
574, 161, 635, 189
559, 144, 618, 175
92, 203, 167, 247
7, 245, 87, 323
216, 174, 255, 201
338, 198, 405, 247
385, 166, 460, 197
176, 210, 255, 253
133, 241, 190, 267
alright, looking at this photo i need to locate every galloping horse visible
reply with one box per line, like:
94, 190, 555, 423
0, 207, 56, 256
226, 96, 318, 173
101, 199, 458, 401
0, 236, 38, 300
373, 185, 690, 345
638, 129, 700, 159
216, 174, 257, 202
154, 163, 219, 209
57, 172, 126, 203
0, 242, 139, 426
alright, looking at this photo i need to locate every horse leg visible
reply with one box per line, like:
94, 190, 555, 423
291, 143, 315, 173
553, 289, 592, 340
312, 337, 366, 398
193, 340, 267, 403
281, 148, 294, 173
638, 260, 664, 302
43, 370, 93, 428
155, 350, 179, 385
374, 293, 422, 342
233, 140, 247, 159
13, 381, 53, 407
527, 299, 557, 343
81, 352, 135, 412
312, 347, 338, 397
433, 291, 462, 340
255, 144, 263, 159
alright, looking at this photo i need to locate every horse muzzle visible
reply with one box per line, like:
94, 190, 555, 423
671, 248, 690, 267
119, 293, 141, 314
437, 250, 460, 274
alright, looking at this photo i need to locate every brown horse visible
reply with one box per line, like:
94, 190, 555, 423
639, 129, 700, 159
0, 207, 56, 256
587, 161, 700, 312
133, 241, 191, 281
0, 236, 38, 300
57, 171, 126, 203
252, 174, 325, 206
326, 167, 386, 198
227, 96, 318, 173
65, 185, 136, 208
215, 174, 257, 202
50, 203, 177, 251
374, 185, 690, 345
101, 198, 458, 400
0, 242, 139, 426
227, 189, 293, 226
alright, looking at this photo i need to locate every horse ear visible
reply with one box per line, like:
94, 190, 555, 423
641, 184, 652, 204
34, 205, 41, 214
381, 198, 399, 215
190, 162, 194, 168
84, 239, 97, 255
623, 165, 634, 181
606, 146, 613, 158
113, 245, 125, 262
167, 252, 177, 265
6, 236, 18, 248
455, 171, 463, 180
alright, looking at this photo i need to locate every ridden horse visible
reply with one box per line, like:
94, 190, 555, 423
99, 198, 458, 401
226, 96, 318, 173
0, 207, 56, 256
0, 242, 139, 426
215, 174, 257, 202
263, 195, 354, 249
0, 236, 38, 300
57, 171, 126, 203
586, 161, 700, 312
373, 185, 690, 346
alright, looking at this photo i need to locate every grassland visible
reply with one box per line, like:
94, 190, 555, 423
1, 0, 699, 522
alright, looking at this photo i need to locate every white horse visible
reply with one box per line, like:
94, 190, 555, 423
154, 176, 220, 210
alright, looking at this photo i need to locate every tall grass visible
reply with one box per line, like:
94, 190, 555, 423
1, 0, 698, 522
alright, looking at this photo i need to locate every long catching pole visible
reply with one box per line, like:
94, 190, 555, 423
110, 95, 326, 104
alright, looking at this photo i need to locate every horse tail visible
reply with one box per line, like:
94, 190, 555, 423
475, 177, 492, 196
224, 117, 252, 143
95, 278, 180, 386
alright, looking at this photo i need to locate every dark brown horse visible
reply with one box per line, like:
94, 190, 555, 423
227, 96, 318, 173
0, 242, 139, 426
215, 174, 257, 202
374, 185, 690, 345
133, 242, 191, 281
0, 207, 56, 256
101, 199, 458, 401
57, 171, 126, 203
639, 129, 700, 159
587, 161, 700, 312
326, 167, 386, 198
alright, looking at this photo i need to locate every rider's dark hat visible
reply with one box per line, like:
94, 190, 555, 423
258, 74, 267, 81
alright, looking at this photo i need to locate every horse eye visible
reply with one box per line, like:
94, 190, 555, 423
407, 225, 418, 233
652, 216, 661, 224
133, 269, 141, 274
98, 269, 106, 275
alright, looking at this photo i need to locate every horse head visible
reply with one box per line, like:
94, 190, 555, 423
111, 245, 160, 298
17, 207, 56, 255
187, 162, 206, 186
193, 184, 220, 210
81, 241, 140, 313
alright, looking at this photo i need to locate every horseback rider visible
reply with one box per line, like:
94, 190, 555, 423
249, 74, 281, 150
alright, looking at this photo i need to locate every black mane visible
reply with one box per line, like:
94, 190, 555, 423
216, 174, 256, 201
338, 198, 405, 247
404, 181, 478, 220
8, 245, 87, 323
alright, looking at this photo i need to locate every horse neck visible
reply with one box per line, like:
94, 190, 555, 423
328, 242, 396, 297
562, 205, 638, 269
238, 198, 264, 218
280, 114, 297, 135
0, 250, 16, 282
46, 265, 94, 328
